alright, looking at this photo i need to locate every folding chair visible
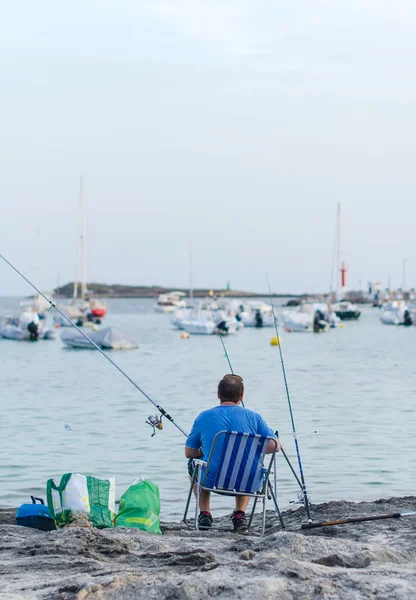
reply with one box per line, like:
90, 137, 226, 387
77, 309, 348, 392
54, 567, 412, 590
183, 431, 285, 535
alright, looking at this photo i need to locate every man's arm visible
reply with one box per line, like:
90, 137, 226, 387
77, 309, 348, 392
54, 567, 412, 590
256, 414, 281, 453
185, 446, 204, 459
185, 416, 202, 458
266, 438, 281, 454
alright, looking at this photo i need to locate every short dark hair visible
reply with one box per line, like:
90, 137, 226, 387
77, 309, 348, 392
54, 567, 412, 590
218, 375, 244, 403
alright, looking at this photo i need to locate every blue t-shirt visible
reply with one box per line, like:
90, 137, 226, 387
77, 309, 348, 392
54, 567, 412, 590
186, 404, 276, 486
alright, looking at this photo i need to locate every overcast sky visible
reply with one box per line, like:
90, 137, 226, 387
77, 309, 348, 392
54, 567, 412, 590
1, 0, 416, 295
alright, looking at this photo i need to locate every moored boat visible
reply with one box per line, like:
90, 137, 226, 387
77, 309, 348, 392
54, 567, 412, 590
154, 291, 187, 313
61, 327, 138, 349
235, 301, 275, 328
179, 300, 239, 335
380, 301, 413, 326
0, 309, 56, 341
333, 301, 361, 321
282, 303, 333, 333
89, 298, 107, 318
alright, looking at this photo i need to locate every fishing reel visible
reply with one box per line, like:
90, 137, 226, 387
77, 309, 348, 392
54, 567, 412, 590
290, 492, 312, 507
145, 414, 163, 437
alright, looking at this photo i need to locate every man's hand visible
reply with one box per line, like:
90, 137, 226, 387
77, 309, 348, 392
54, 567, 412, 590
185, 446, 203, 459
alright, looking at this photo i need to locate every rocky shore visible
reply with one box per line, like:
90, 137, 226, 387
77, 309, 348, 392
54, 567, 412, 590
1, 496, 416, 599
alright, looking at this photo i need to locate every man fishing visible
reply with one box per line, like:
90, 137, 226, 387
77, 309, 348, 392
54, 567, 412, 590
185, 374, 280, 532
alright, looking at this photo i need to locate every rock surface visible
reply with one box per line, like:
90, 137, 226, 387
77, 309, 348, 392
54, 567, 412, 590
1, 497, 416, 599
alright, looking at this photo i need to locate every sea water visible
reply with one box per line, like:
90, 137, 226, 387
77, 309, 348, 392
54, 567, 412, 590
0, 298, 415, 519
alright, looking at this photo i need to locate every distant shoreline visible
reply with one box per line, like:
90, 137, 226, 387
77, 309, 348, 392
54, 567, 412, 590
54, 282, 304, 300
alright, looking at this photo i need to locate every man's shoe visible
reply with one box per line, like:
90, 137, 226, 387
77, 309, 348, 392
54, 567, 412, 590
232, 510, 248, 533
197, 511, 213, 530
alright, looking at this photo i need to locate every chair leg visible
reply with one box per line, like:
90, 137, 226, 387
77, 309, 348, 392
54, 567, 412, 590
268, 480, 285, 529
261, 495, 267, 536
195, 464, 202, 530
183, 469, 197, 525
248, 496, 259, 532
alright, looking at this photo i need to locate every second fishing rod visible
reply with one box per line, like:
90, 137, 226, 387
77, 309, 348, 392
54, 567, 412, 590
266, 274, 312, 522
209, 302, 306, 502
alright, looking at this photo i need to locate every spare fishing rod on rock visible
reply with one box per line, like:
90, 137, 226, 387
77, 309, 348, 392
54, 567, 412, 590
266, 273, 312, 522
0, 254, 188, 438
302, 510, 416, 530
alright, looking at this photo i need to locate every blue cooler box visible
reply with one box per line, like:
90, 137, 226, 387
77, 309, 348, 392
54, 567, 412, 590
16, 496, 56, 531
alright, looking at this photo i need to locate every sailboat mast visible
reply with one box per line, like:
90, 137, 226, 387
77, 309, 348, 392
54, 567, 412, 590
80, 176, 87, 300
73, 179, 82, 301
336, 202, 341, 292
189, 244, 193, 305
34, 227, 40, 303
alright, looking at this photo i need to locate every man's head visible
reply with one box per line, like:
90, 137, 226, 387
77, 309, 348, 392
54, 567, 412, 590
217, 374, 244, 404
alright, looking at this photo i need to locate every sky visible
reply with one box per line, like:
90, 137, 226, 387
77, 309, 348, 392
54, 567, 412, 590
1, 0, 416, 295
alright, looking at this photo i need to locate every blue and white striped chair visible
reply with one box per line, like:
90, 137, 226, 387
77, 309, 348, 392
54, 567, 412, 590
183, 431, 283, 535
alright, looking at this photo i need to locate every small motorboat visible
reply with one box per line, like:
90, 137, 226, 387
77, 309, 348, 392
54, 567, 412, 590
0, 309, 56, 341
61, 327, 138, 349
89, 298, 107, 318
179, 300, 240, 335
181, 317, 217, 335
154, 291, 187, 313
235, 301, 275, 328
282, 303, 332, 333
333, 301, 361, 320
380, 301, 413, 326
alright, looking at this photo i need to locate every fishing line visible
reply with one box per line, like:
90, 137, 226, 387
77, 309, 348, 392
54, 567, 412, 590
209, 303, 245, 407
0, 254, 188, 437
266, 272, 312, 522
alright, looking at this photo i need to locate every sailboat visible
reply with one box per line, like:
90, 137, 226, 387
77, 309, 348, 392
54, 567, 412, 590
55, 177, 107, 326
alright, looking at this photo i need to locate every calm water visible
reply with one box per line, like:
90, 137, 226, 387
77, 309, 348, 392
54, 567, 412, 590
1, 297, 415, 519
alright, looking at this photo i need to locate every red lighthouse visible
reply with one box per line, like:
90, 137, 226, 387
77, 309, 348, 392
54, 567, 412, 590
341, 262, 347, 288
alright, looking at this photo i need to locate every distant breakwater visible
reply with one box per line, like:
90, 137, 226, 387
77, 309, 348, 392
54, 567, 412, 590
54, 282, 302, 299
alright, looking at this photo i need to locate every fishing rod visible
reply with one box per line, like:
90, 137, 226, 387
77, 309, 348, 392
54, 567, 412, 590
209, 305, 234, 373
302, 510, 416, 530
266, 272, 312, 522
0, 254, 188, 438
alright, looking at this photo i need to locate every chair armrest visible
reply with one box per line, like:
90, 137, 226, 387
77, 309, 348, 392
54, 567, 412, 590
193, 459, 207, 467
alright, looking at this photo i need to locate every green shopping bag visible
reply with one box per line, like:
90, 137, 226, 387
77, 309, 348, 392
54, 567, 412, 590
114, 480, 161, 534
46, 473, 115, 528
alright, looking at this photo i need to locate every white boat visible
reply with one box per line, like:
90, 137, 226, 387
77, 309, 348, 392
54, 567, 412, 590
154, 291, 187, 313
171, 307, 194, 330
282, 303, 331, 333
236, 301, 275, 328
61, 327, 138, 349
179, 300, 240, 335
53, 302, 85, 327
380, 301, 413, 326
181, 317, 217, 335
0, 309, 56, 341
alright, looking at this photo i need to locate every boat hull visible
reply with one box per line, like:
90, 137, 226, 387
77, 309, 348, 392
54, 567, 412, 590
335, 310, 361, 321
240, 314, 275, 328
61, 327, 138, 350
0, 324, 56, 341
182, 320, 217, 335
